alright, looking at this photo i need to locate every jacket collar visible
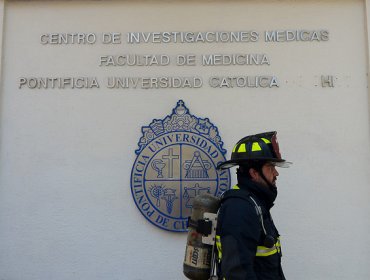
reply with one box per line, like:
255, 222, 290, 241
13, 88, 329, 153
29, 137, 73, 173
236, 173, 277, 209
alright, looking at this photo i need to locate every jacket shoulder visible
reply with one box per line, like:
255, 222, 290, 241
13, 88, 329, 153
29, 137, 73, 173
221, 189, 255, 207
219, 189, 259, 225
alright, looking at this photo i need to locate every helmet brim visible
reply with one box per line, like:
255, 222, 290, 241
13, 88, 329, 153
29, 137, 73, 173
217, 158, 292, 170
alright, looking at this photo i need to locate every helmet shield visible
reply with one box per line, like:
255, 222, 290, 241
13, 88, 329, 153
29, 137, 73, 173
272, 161, 292, 168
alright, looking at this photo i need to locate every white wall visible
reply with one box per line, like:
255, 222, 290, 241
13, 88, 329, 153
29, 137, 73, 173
0, 0, 369, 279
0, 0, 4, 80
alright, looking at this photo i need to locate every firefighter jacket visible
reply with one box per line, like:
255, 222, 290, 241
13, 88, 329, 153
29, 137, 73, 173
215, 175, 286, 280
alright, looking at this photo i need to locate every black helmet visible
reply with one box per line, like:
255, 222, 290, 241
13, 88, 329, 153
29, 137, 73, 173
217, 131, 291, 169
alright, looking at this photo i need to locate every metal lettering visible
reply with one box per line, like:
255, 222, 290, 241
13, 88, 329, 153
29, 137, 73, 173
126, 31, 261, 44
102, 32, 121, 44
202, 54, 269, 66
18, 77, 99, 89
100, 55, 170, 66
40, 33, 96, 44
321, 75, 334, 87
106, 77, 202, 89
176, 55, 196, 66
265, 30, 329, 42
19, 78, 27, 88
209, 76, 279, 88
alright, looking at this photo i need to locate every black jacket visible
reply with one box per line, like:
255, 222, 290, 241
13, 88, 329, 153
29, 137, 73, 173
216, 176, 286, 280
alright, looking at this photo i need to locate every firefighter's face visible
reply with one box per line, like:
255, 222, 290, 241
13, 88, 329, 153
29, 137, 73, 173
260, 162, 279, 187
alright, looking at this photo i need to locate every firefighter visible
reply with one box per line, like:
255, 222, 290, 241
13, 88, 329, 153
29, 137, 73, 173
216, 131, 291, 280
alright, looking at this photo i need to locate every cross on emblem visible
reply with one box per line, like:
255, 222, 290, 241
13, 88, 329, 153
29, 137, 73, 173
162, 148, 179, 178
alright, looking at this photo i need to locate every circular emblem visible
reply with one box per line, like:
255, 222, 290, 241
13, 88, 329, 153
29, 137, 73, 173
130, 100, 231, 232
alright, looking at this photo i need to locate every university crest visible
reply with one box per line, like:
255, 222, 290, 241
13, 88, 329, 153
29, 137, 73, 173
130, 100, 231, 232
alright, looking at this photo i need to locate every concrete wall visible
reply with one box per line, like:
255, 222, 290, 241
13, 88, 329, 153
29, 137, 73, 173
0, 0, 369, 279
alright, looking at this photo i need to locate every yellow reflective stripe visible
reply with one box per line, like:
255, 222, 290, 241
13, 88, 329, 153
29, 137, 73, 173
256, 239, 281, 257
261, 137, 271, 144
216, 235, 222, 260
256, 246, 278, 257
237, 143, 246, 153
232, 144, 238, 153
232, 185, 240, 190
252, 142, 262, 151
276, 238, 281, 253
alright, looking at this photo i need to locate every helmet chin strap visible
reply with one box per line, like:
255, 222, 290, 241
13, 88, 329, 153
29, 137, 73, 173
257, 168, 276, 191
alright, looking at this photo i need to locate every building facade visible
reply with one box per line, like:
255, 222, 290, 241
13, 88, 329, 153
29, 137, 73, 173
0, 0, 370, 279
